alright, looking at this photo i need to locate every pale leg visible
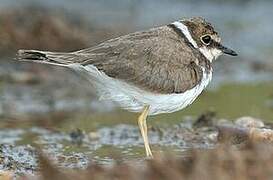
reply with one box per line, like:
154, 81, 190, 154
137, 105, 153, 157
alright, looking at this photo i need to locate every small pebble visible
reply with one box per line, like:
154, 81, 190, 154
235, 117, 264, 128
69, 129, 85, 145
89, 132, 99, 140
249, 128, 273, 142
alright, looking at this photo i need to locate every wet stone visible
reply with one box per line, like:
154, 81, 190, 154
69, 129, 85, 146
235, 117, 265, 128
217, 125, 249, 145
193, 111, 216, 128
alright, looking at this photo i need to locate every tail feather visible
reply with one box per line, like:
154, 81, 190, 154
17, 50, 80, 66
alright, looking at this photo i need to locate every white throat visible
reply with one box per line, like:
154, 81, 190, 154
199, 47, 222, 62
171, 21, 222, 62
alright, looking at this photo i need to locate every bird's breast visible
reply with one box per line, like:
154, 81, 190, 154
78, 64, 212, 116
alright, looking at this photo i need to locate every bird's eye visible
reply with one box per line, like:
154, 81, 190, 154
201, 35, 212, 45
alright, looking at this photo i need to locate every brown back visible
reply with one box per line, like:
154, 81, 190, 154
77, 26, 211, 94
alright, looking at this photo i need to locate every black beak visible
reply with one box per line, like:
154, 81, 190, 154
216, 43, 238, 56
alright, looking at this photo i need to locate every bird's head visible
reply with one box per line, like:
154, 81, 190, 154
173, 17, 237, 61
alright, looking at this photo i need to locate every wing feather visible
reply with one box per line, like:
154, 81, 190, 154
78, 26, 205, 94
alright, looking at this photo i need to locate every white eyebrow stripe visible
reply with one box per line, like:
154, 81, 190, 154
171, 21, 198, 48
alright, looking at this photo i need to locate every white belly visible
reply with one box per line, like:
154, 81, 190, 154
70, 64, 212, 115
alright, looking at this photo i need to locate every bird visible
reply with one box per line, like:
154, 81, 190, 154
17, 17, 237, 157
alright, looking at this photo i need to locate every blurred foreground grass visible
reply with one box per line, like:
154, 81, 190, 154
23, 142, 273, 180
